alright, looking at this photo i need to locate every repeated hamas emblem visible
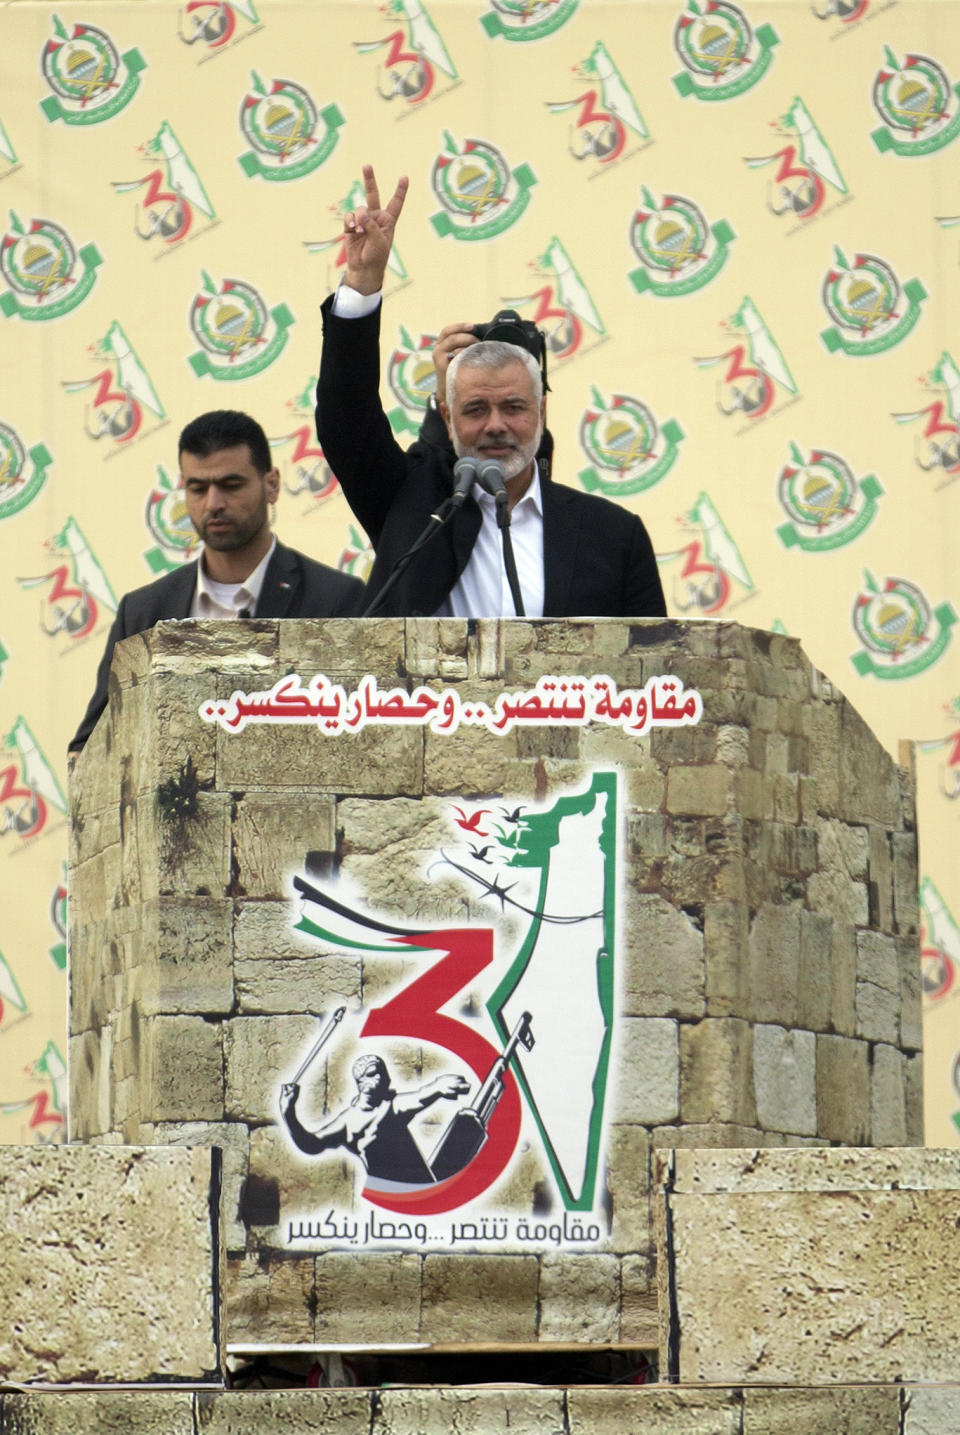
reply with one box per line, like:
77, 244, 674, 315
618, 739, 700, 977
19, 517, 117, 642
430, 133, 537, 241
273, 388, 340, 506
871, 48, 960, 157
629, 187, 734, 296
672, 1, 779, 101
892, 352, 960, 482
812, 0, 869, 22
0, 1041, 66, 1142
0, 116, 18, 174
143, 466, 200, 577
851, 571, 957, 680
578, 389, 684, 496
919, 877, 960, 1004
49, 865, 68, 972
179, 0, 262, 51
745, 97, 848, 222
547, 41, 650, 165
387, 327, 439, 438
481, 0, 579, 42
64, 320, 166, 445
820, 246, 926, 357
0, 717, 66, 843
0, 212, 102, 320
239, 71, 345, 181
506, 236, 605, 362
696, 296, 797, 422
40, 16, 146, 126
339, 522, 375, 585
0, 950, 27, 1028
189, 270, 293, 380
112, 122, 216, 247
776, 443, 883, 552
0, 421, 52, 522
355, 0, 458, 105
659, 492, 754, 615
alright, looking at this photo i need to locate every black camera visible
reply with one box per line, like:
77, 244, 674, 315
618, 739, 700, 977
472, 309, 548, 388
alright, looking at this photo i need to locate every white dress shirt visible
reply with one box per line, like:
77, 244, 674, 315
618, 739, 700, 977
190, 537, 276, 619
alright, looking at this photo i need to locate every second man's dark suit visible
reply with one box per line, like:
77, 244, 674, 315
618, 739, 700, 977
69, 541, 363, 752
315, 298, 667, 620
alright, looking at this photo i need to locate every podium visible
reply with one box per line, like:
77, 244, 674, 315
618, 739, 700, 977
68, 617, 921, 1351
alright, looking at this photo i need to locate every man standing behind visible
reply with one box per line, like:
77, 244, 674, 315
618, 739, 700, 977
70, 409, 363, 752
316, 164, 666, 620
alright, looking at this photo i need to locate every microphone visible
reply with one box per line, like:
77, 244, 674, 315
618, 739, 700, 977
476, 458, 507, 502
450, 457, 480, 507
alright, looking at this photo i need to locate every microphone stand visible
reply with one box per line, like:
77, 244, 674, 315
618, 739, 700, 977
496, 494, 525, 618
360, 497, 458, 617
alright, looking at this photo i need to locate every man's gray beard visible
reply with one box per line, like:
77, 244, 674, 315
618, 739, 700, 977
452, 423, 543, 482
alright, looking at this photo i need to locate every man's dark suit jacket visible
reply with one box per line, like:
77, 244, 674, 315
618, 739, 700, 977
315, 298, 667, 620
69, 541, 363, 752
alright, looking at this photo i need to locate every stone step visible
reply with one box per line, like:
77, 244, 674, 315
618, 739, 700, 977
656, 1145, 960, 1386
0, 1145, 222, 1387
2, 1383, 959, 1434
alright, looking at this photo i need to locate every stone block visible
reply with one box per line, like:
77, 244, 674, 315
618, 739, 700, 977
248, 1122, 358, 1250
277, 614, 404, 672
157, 790, 231, 896
796, 910, 833, 1032
152, 1120, 251, 1251
816, 1034, 869, 1145
423, 724, 513, 796
193, 1391, 371, 1434
139, 896, 234, 1016
892, 831, 920, 938
753, 1025, 816, 1137
537, 1252, 619, 1343
152, 666, 218, 790
905, 1386, 960, 1434
838, 703, 904, 827
826, 925, 857, 1038
223, 1015, 319, 1123
313, 1252, 421, 1344
418, 1255, 539, 1343
618, 1251, 658, 1346
742, 1387, 901, 1434
867, 826, 894, 933
232, 791, 337, 899
0, 1146, 221, 1385
703, 901, 748, 1017
871, 1043, 908, 1147
235, 956, 362, 1016
680, 1019, 756, 1127
149, 1015, 224, 1122
375, 1388, 566, 1435
905, 1050, 924, 1144
568, 1388, 742, 1435
604, 1122, 653, 1254
622, 893, 704, 1020
899, 933, 923, 1052
665, 765, 731, 817
657, 1147, 960, 1385
224, 1252, 315, 1346
218, 723, 423, 795
2, 1392, 197, 1434
612, 1018, 680, 1125
747, 903, 801, 1027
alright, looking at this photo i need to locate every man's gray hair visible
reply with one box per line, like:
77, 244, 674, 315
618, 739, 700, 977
446, 340, 543, 408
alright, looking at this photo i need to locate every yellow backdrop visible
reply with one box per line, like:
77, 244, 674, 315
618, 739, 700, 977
2, 0, 959, 1144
